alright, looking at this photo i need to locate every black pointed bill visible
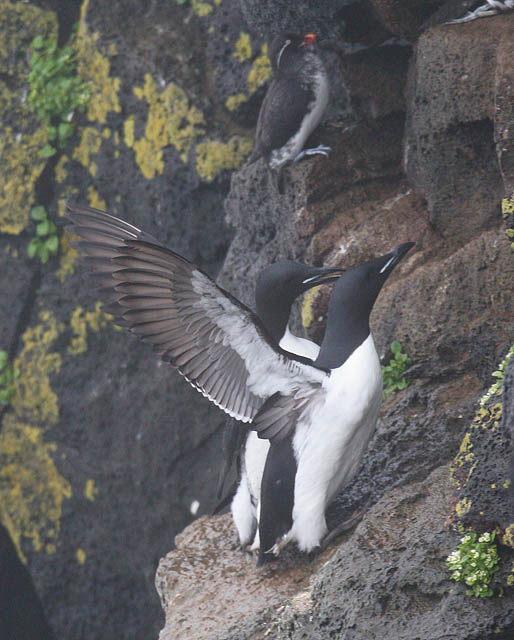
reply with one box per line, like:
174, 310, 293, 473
301, 266, 345, 287
379, 242, 415, 274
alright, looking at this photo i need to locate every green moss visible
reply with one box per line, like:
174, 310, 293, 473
127, 73, 205, 179
195, 136, 252, 181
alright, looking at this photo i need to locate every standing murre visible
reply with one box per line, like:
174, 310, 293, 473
247, 32, 330, 192
228, 260, 344, 551
253, 241, 414, 564
64, 204, 413, 565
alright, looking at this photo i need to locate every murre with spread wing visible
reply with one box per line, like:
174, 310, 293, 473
247, 32, 330, 192
65, 204, 413, 565
228, 260, 344, 551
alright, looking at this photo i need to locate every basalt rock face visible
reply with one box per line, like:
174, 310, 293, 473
157, 7, 514, 640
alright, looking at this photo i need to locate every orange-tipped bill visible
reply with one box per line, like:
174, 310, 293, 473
303, 33, 317, 46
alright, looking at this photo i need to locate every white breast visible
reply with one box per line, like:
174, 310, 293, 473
279, 326, 320, 360
289, 334, 382, 550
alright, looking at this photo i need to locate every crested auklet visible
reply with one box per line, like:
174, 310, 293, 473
229, 260, 344, 550
65, 204, 413, 564
247, 32, 330, 192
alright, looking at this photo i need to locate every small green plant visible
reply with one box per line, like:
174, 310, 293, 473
446, 531, 500, 597
27, 206, 59, 264
28, 34, 90, 157
382, 341, 412, 397
0, 350, 20, 406
480, 344, 514, 406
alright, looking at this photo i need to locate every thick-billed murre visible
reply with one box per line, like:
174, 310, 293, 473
247, 32, 330, 192
65, 204, 413, 565
229, 260, 344, 551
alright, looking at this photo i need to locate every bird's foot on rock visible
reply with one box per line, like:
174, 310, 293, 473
446, 0, 513, 23
294, 145, 332, 163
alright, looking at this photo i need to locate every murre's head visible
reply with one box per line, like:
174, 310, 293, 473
255, 260, 344, 343
269, 32, 318, 74
316, 242, 414, 369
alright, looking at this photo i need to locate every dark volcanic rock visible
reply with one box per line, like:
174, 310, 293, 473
405, 16, 513, 241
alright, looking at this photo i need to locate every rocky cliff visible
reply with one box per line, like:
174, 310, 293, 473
0, 0, 513, 639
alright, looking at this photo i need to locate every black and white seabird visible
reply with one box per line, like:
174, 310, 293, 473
229, 260, 344, 551
445, 0, 513, 23
65, 204, 413, 565
247, 32, 330, 192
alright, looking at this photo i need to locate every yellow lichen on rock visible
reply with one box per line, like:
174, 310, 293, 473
76, 547, 86, 564
56, 231, 78, 283
455, 497, 472, 518
501, 193, 514, 217
127, 73, 205, 179
0, 417, 72, 562
55, 155, 69, 184
13, 310, 63, 427
68, 302, 113, 356
248, 43, 271, 94
0, 310, 72, 562
225, 93, 247, 112
191, 0, 221, 17
76, 0, 121, 124
234, 32, 252, 62
87, 185, 107, 210
72, 126, 103, 177
84, 478, 98, 502
302, 287, 321, 329
0, 126, 49, 234
196, 136, 253, 182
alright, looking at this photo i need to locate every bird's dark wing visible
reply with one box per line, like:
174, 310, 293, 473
65, 204, 326, 424
251, 77, 314, 161
251, 384, 321, 442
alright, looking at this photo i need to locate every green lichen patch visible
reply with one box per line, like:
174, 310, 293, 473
126, 73, 205, 179
195, 136, 252, 182
191, 0, 221, 17
234, 32, 252, 62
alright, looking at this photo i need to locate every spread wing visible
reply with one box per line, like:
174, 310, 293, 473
250, 77, 314, 161
65, 204, 326, 424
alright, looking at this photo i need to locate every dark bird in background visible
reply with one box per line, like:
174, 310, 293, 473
65, 204, 413, 565
247, 32, 330, 192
